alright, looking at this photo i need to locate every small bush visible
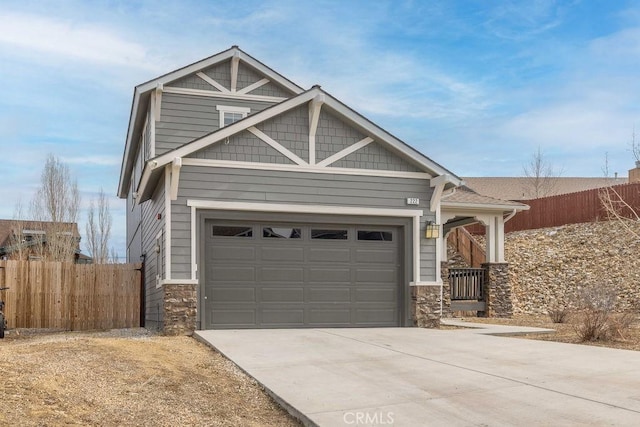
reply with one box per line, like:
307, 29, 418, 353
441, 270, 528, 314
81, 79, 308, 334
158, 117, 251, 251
548, 308, 569, 324
573, 284, 634, 342
574, 308, 611, 341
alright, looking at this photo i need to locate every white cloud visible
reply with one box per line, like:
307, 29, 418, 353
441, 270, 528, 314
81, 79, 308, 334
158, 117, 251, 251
0, 12, 161, 72
62, 155, 121, 167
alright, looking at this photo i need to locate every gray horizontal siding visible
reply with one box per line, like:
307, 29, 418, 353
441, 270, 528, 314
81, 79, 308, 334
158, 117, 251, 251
156, 93, 275, 156
170, 166, 434, 280
141, 175, 166, 330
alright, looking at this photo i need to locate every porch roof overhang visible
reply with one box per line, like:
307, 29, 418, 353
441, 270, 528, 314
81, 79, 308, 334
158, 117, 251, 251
441, 188, 529, 215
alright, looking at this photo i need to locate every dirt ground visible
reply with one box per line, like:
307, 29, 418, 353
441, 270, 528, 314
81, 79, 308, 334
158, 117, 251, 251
461, 314, 640, 351
0, 329, 301, 427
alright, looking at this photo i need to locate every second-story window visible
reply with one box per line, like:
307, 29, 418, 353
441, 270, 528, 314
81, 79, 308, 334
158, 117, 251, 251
216, 105, 250, 128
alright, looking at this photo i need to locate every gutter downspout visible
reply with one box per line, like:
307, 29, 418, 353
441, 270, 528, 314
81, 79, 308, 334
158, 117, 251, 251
503, 208, 517, 223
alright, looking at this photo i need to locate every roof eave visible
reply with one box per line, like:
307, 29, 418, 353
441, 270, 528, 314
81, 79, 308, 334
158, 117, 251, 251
441, 201, 530, 212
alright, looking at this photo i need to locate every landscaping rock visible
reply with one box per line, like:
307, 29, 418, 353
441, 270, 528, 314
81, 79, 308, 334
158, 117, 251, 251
505, 220, 640, 315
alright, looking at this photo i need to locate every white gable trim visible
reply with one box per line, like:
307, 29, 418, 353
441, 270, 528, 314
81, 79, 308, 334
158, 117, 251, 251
316, 136, 374, 167
136, 47, 303, 96
139, 87, 461, 201
119, 46, 305, 197
196, 72, 230, 93
150, 89, 319, 167
308, 94, 324, 165
237, 78, 270, 95
230, 54, 240, 92
163, 86, 287, 104
181, 158, 432, 179
247, 127, 307, 165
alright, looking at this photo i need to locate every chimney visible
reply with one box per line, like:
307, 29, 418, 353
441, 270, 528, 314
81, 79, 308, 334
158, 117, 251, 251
630, 161, 640, 183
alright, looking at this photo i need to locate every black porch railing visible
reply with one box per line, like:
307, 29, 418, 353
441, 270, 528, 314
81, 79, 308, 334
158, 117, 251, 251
450, 268, 485, 300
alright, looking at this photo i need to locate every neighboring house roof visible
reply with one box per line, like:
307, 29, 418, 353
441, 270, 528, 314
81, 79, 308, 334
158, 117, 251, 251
463, 177, 628, 201
441, 188, 529, 212
0, 220, 81, 253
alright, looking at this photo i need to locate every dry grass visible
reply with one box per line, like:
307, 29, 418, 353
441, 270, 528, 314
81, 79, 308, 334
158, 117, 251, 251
463, 315, 640, 351
0, 329, 301, 427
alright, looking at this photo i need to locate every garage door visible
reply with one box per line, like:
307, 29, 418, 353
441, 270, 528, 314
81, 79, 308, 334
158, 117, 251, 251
203, 220, 403, 328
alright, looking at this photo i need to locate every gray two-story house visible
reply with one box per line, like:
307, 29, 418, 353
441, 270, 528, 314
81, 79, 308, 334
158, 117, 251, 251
118, 46, 525, 334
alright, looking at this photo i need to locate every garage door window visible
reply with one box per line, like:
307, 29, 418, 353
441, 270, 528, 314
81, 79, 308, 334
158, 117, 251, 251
357, 230, 393, 241
263, 227, 301, 239
212, 226, 253, 237
311, 229, 348, 240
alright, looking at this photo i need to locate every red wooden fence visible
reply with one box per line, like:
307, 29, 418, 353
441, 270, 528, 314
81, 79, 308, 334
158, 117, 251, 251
467, 182, 640, 234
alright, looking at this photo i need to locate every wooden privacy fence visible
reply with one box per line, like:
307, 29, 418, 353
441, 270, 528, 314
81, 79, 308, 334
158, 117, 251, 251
447, 227, 486, 267
505, 182, 640, 232
0, 261, 142, 330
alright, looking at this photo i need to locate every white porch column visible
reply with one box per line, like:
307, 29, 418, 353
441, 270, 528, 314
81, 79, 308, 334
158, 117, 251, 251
485, 217, 496, 263
496, 215, 505, 262
484, 215, 506, 263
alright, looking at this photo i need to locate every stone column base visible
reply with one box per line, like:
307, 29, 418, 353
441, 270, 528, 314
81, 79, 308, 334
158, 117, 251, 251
440, 262, 452, 318
163, 283, 197, 336
482, 263, 513, 318
411, 285, 442, 328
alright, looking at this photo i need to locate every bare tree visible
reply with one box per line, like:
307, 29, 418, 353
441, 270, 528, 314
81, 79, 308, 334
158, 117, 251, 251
30, 154, 80, 261
599, 129, 640, 239
86, 188, 113, 264
7, 199, 27, 261
522, 147, 563, 199
599, 186, 640, 240
109, 247, 120, 264
632, 127, 640, 165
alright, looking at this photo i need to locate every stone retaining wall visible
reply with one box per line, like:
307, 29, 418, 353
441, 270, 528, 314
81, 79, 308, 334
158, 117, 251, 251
506, 221, 640, 315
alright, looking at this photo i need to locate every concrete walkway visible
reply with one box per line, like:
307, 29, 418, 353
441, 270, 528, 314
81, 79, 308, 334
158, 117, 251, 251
195, 324, 640, 426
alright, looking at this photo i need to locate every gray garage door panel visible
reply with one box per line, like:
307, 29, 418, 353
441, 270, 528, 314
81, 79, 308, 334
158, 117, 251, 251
204, 220, 403, 329
261, 287, 305, 302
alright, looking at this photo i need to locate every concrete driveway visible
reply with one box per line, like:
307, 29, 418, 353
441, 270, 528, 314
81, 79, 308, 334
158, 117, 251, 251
195, 322, 640, 426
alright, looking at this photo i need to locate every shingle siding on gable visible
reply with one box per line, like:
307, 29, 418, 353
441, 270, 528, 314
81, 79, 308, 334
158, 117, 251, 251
201, 60, 232, 90
189, 130, 293, 164
249, 81, 292, 98
256, 105, 309, 161
332, 141, 421, 172
316, 109, 366, 162
167, 74, 217, 91
155, 93, 274, 156
236, 62, 263, 91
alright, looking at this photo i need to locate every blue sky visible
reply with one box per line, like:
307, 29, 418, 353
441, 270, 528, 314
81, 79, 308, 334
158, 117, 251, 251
1, 0, 639, 258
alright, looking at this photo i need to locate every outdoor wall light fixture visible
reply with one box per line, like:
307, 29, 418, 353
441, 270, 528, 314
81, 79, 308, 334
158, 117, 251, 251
424, 221, 440, 239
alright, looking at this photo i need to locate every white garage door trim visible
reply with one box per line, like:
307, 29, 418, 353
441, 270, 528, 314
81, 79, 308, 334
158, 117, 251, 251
186, 199, 425, 284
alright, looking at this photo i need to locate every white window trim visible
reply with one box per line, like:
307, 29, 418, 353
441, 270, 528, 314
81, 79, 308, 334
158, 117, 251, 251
216, 105, 250, 127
